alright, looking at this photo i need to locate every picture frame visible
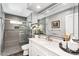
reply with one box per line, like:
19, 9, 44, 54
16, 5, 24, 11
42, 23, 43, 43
51, 20, 60, 28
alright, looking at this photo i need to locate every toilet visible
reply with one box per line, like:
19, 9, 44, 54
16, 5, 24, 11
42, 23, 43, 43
21, 44, 29, 56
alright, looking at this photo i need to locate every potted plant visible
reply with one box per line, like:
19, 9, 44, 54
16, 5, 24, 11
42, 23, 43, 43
32, 24, 43, 38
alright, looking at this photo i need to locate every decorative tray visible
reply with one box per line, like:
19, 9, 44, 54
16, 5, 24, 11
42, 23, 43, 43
59, 42, 79, 55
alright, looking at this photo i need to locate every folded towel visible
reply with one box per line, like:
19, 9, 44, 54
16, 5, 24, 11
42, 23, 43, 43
68, 39, 78, 51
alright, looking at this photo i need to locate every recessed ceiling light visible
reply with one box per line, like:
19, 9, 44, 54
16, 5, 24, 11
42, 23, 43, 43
62, 3, 67, 5
36, 5, 41, 9
46, 10, 49, 13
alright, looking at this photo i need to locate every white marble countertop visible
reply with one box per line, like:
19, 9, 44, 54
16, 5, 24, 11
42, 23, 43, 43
29, 38, 79, 56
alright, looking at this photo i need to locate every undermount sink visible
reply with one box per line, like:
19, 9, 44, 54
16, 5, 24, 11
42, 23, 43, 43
59, 42, 79, 55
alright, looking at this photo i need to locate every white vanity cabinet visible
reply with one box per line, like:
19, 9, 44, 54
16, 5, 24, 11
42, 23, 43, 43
29, 38, 58, 56
29, 40, 46, 56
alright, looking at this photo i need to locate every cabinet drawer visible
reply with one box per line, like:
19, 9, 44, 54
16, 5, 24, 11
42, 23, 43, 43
29, 40, 58, 56
32, 42, 58, 56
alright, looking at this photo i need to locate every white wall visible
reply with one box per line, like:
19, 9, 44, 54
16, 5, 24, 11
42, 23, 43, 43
0, 18, 2, 55
37, 3, 78, 39
0, 4, 2, 55
0, 4, 5, 55
65, 13, 78, 39
74, 11, 78, 39
46, 4, 78, 39
27, 13, 38, 24
65, 6, 78, 39
32, 13, 38, 24
46, 13, 65, 37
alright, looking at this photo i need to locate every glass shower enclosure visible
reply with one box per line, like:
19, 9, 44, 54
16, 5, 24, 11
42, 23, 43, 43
19, 19, 32, 46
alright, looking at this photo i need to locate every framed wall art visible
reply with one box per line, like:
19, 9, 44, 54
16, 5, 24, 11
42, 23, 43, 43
51, 20, 60, 28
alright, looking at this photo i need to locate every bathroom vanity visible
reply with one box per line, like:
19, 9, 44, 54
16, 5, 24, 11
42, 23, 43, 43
29, 38, 79, 56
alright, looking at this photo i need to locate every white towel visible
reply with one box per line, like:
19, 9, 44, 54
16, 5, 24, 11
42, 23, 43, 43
68, 39, 79, 51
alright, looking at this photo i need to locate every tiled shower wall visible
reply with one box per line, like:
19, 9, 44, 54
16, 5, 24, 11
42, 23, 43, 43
3, 14, 27, 55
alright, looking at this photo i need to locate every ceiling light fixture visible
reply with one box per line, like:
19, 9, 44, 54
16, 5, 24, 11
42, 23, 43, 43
62, 3, 67, 5
36, 5, 41, 9
10, 20, 22, 24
